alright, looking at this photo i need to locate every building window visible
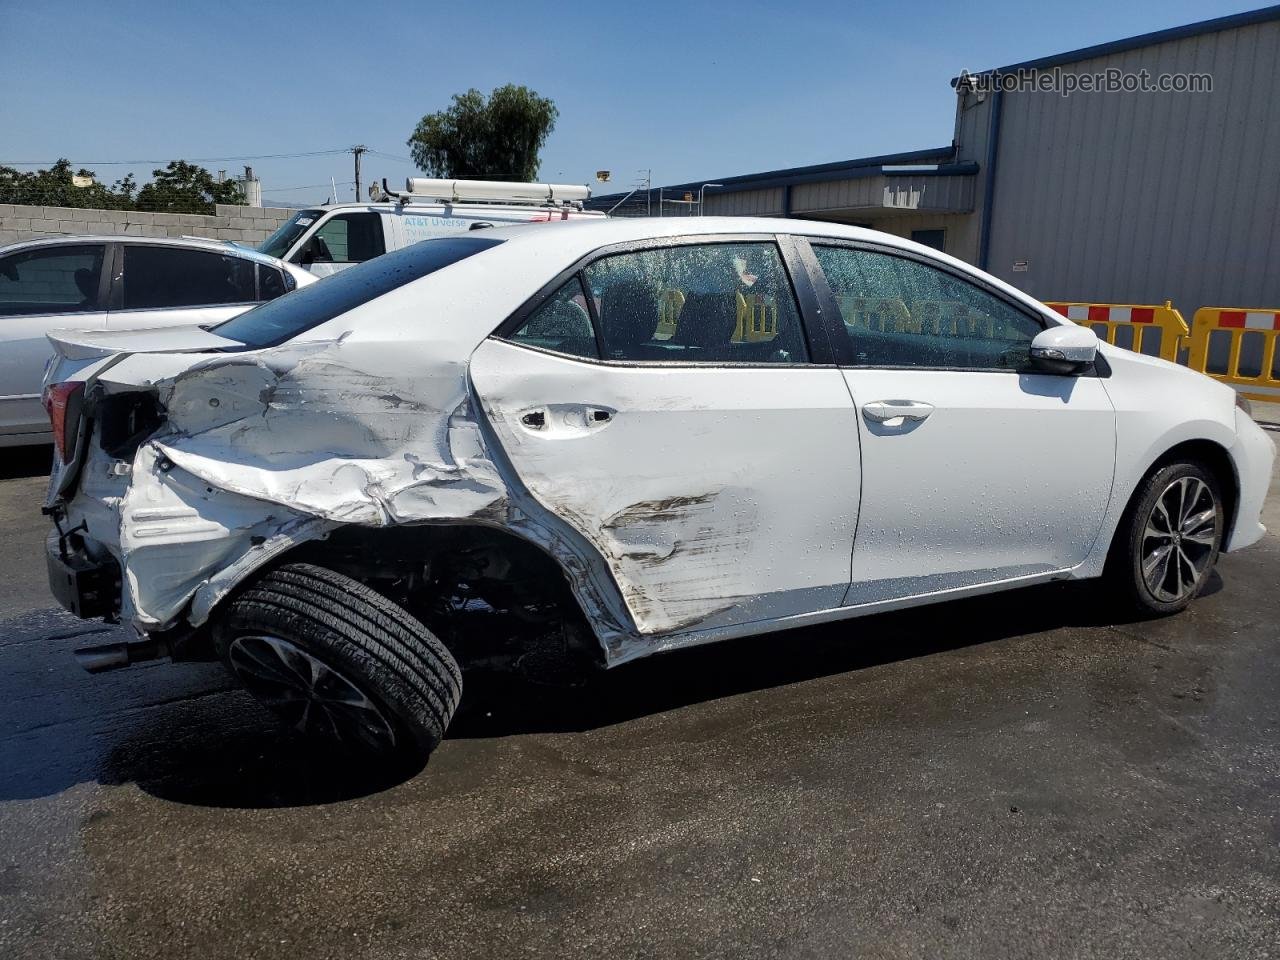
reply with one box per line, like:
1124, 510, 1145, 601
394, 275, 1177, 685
910, 229, 946, 252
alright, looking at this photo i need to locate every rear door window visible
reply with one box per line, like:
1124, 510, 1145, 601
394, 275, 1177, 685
257, 264, 291, 301
0, 244, 105, 316
121, 245, 257, 310
581, 241, 808, 364
509, 277, 599, 359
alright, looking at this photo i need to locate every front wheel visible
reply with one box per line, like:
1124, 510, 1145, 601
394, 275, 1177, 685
1108, 461, 1223, 615
215, 563, 463, 764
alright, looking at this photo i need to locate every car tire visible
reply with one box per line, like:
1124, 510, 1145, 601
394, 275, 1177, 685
215, 562, 463, 764
1107, 460, 1224, 616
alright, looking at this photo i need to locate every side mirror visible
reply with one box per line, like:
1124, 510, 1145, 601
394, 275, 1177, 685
298, 241, 317, 267
1029, 324, 1098, 375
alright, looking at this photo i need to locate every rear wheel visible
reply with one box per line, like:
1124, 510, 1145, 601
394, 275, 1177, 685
216, 563, 462, 764
1108, 461, 1223, 615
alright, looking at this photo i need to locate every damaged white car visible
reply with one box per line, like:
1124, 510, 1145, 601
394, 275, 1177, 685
42, 219, 1274, 763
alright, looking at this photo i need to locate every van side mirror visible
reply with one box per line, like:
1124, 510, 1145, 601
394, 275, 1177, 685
1029, 324, 1099, 375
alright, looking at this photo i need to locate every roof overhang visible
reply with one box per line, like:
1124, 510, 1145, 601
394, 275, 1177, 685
789, 165, 977, 218
588, 146, 965, 207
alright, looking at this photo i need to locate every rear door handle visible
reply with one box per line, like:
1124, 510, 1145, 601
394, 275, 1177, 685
862, 399, 934, 423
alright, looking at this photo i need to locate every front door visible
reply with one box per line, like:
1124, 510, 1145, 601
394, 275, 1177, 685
470, 238, 861, 637
296, 212, 386, 277
803, 241, 1117, 605
0, 242, 108, 438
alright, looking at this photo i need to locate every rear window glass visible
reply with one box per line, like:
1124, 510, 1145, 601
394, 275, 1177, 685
122, 245, 257, 309
213, 237, 503, 348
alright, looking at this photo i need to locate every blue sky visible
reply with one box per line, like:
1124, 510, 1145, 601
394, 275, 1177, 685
0, 0, 1261, 206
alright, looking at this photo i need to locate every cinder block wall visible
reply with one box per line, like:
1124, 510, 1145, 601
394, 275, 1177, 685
0, 203, 292, 248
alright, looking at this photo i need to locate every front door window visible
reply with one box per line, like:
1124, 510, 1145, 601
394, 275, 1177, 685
0, 244, 105, 316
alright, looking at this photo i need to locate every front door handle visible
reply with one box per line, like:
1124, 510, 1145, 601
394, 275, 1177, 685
862, 399, 934, 424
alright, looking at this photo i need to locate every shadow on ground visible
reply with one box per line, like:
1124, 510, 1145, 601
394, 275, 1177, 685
87, 575, 1189, 810
0, 444, 52, 481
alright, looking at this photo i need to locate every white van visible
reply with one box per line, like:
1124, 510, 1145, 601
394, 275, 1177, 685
257, 178, 606, 276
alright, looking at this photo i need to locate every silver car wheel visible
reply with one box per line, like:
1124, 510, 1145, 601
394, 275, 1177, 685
227, 634, 398, 752
1140, 476, 1218, 603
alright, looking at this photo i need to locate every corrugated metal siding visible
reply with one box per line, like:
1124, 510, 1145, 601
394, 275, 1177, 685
792, 177, 880, 213
884, 175, 974, 212
788, 174, 974, 215
702, 187, 785, 217
986, 18, 1280, 312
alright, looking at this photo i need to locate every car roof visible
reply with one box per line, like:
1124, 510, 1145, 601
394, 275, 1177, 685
309, 216, 1058, 350
0, 233, 296, 269
469, 215, 941, 264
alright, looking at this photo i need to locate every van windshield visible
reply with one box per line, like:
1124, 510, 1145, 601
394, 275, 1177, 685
257, 209, 325, 259
214, 236, 503, 348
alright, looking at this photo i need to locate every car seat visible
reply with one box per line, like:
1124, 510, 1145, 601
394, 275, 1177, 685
599, 281, 658, 357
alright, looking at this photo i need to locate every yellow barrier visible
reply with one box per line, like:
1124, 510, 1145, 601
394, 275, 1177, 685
1187, 307, 1280, 403
655, 289, 685, 341
734, 291, 778, 343
910, 300, 997, 338
838, 296, 914, 332
1045, 300, 1188, 363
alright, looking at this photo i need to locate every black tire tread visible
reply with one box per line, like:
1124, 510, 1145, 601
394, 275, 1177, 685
1105, 459, 1222, 616
246, 572, 461, 711
217, 562, 462, 758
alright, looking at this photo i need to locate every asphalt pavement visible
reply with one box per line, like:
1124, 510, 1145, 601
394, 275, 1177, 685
0, 435, 1277, 959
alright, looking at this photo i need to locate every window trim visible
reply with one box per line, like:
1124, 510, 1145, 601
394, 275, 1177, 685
113, 242, 262, 313
799, 236, 1053, 374
507, 272, 602, 361
0, 241, 111, 318
493, 233, 836, 369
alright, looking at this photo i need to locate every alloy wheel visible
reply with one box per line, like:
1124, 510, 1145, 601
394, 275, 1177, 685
1140, 476, 1218, 603
227, 634, 398, 751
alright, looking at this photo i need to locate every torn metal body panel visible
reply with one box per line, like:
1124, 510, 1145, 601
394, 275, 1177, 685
53, 338, 512, 632
469, 337, 862, 645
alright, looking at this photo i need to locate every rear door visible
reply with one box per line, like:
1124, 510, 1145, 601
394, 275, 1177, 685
0, 242, 109, 438
802, 239, 1116, 605
470, 236, 862, 637
107, 243, 260, 330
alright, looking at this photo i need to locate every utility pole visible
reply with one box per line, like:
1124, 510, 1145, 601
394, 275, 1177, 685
351, 145, 367, 201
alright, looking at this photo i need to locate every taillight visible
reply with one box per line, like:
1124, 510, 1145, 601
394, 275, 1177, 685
42, 382, 84, 461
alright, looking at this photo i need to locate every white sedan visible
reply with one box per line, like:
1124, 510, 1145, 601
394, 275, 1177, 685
40, 218, 1274, 764
0, 235, 314, 446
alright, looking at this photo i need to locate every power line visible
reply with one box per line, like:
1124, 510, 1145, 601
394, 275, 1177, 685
261, 181, 356, 193
0, 148, 352, 166
366, 149, 415, 164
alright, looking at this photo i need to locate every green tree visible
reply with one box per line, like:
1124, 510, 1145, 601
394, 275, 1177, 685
407, 84, 559, 182
0, 159, 136, 209
134, 160, 246, 214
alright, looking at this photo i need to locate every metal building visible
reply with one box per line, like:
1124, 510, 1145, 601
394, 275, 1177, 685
593, 5, 1280, 316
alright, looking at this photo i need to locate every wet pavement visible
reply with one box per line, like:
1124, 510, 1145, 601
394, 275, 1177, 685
1, 438, 1278, 959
